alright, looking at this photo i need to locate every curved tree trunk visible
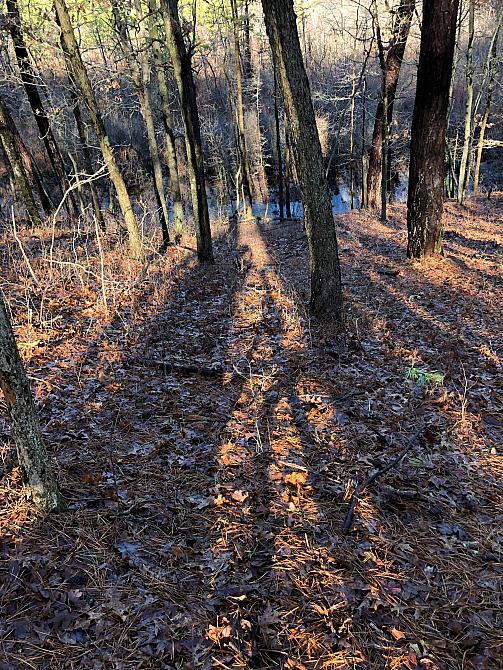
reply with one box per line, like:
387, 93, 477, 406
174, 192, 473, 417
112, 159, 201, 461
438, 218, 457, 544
367, 0, 415, 210
0, 297, 62, 510
407, 0, 460, 259
54, 0, 143, 261
6, 0, 79, 220
159, 0, 213, 263
261, 0, 343, 320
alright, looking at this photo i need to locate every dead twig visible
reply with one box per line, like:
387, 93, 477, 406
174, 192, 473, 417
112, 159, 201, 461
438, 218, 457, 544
341, 433, 423, 534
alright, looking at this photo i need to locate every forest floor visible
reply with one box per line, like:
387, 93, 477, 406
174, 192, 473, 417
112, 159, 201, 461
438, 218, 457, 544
0, 196, 502, 670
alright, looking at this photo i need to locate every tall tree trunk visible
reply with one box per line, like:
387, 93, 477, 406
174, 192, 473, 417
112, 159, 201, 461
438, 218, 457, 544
367, 0, 415, 210
473, 23, 500, 195
70, 97, 106, 230
230, 0, 254, 218
111, 0, 170, 248
147, 0, 184, 232
273, 60, 285, 222
285, 129, 292, 219
261, 0, 343, 320
242, 0, 253, 84
0, 94, 42, 227
53, 0, 144, 260
6, 0, 79, 220
457, 0, 475, 203
159, 0, 213, 263
0, 297, 62, 510
407, 0, 460, 259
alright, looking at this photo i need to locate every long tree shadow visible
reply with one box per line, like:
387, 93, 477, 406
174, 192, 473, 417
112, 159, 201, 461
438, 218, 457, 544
0, 221, 258, 668
254, 213, 503, 669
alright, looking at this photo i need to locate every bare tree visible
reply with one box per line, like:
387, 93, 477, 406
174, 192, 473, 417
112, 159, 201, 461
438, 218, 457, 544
0, 93, 42, 227
54, 0, 144, 261
6, 0, 78, 219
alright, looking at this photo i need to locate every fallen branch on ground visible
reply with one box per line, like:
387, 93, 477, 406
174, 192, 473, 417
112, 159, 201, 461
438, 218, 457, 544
341, 432, 423, 534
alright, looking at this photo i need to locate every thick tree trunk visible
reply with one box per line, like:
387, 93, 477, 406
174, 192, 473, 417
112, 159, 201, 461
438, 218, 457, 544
6, 0, 78, 219
367, 0, 415, 210
0, 94, 42, 227
457, 0, 475, 203
53, 0, 144, 261
230, 0, 254, 218
407, 0, 460, 259
148, 0, 184, 232
0, 297, 61, 510
159, 0, 213, 263
261, 0, 343, 320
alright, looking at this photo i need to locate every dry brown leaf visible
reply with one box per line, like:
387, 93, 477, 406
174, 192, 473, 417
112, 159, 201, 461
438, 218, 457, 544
284, 471, 308, 486
390, 627, 406, 641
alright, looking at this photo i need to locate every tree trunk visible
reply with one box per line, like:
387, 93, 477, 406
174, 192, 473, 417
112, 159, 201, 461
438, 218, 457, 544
261, 0, 343, 320
473, 16, 500, 194
148, 0, 184, 232
407, 0, 460, 259
285, 129, 292, 219
457, 0, 475, 203
273, 60, 285, 222
230, 0, 254, 218
54, 0, 144, 260
0, 297, 61, 510
367, 0, 415, 210
0, 94, 42, 227
54, 13, 105, 229
159, 0, 213, 263
6, 0, 79, 219
111, 0, 170, 248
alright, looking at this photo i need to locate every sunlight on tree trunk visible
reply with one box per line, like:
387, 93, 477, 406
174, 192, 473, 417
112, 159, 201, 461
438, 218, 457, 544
0, 297, 62, 511
261, 0, 343, 320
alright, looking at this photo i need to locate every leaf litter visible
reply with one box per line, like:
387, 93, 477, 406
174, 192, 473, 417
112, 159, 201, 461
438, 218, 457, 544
0, 197, 502, 669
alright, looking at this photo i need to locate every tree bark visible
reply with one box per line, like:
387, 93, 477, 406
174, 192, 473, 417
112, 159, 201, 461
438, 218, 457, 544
261, 0, 343, 320
230, 0, 254, 218
159, 0, 213, 262
367, 0, 415, 210
273, 60, 284, 222
457, 0, 475, 203
6, 0, 78, 219
53, 0, 144, 260
111, 0, 170, 248
0, 297, 62, 510
407, 0, 460, 259
54, 13, 105, 229
0, 94, 42, 227
147, 0, 184, 232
